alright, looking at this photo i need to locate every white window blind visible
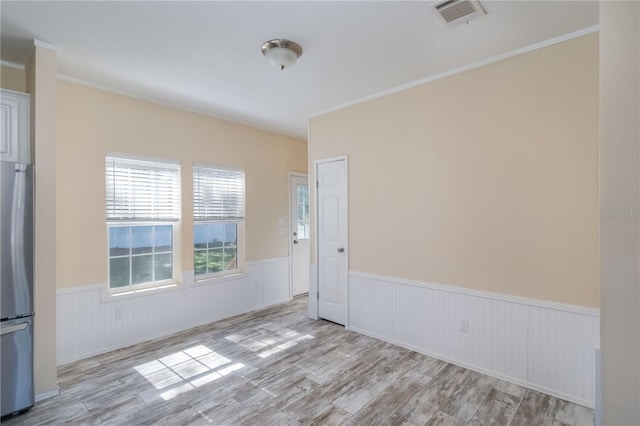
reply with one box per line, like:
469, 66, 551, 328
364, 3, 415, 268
193, 165, 245, 221
106, 156, 180, 221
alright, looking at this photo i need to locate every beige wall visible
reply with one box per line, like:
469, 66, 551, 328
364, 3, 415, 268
26, 45, 58, 397
56, 80, 307, 289
600, 1, 640, 424
1, 64, 27, 92
309, 34, 599, 308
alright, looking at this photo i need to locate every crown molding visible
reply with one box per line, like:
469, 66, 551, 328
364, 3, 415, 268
310, 25, 599, 119
33, 39, 59, 51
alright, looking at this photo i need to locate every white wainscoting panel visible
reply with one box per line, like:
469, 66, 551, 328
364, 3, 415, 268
390, 283, 529, 383
528, 305, 600, 404
349, 275, 393, 339
57, 258, 290, 365
261, 258, 291, 306
347, 271, 599, 408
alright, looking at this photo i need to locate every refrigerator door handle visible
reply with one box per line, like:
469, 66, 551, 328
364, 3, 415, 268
0, 322, 29, 336
11, 164, 29, 301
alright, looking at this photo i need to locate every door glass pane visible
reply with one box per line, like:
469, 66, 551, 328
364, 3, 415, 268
132, 226, 153, 254
155, 225, 172, 252
155, 253, 172, 281
132, 255, 153, 284
110, 257, 130, 288
297, 184, 310, 239
109, 227, 130, 257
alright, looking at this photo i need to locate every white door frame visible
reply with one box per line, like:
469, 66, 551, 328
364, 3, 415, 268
288, 171, 309, 299
312, 155, 349, 326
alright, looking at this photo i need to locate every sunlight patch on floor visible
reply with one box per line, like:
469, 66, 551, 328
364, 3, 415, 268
134, 344, 243, 400
134, 328, 315, 401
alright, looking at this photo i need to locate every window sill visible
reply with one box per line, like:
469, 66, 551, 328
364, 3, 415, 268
191, 271, 247, 287
101, 282, 182, 303
98, 270, 249, 303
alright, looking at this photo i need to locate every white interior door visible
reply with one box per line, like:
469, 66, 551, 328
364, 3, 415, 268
317, 158, 347, 325
290, 174, 310, 296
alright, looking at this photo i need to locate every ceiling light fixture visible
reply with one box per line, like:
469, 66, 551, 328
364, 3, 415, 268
261, 39, 303, 71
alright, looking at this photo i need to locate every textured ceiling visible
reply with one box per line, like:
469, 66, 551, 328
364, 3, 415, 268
0, 1, 598, 139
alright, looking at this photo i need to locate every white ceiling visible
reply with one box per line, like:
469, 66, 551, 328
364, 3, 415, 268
0, 1, 598, 139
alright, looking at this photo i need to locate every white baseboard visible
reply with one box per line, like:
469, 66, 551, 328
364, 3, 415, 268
56, 258, 290, 365
35, 387, 59, 402
347, 271, 599, 408
595, 347, 601, 425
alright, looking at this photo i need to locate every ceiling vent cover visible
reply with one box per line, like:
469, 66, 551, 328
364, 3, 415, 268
431, 0, 486, 28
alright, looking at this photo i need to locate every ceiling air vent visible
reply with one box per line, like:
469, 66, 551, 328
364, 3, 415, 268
431, 0, 486, 28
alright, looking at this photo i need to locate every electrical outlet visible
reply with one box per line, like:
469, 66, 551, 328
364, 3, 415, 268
460, 319, 469, 333
114, 306, 123, 320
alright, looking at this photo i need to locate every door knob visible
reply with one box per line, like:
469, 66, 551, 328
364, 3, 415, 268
293, 240, 299, 245
337, 247, 345, 253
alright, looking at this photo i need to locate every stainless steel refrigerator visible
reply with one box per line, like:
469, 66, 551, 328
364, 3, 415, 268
1, 161, 34, 418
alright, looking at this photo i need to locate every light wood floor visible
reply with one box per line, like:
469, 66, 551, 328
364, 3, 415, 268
5, 296, 594, 425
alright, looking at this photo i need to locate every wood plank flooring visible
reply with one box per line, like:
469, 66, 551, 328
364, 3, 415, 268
4, 296, 594, 425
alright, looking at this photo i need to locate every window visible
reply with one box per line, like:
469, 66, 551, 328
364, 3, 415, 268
193, 165, 245, 277
106, 156, 180, 289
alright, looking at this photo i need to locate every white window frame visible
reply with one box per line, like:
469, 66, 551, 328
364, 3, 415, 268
105, 155, 181, 292
193, 164, 245, 281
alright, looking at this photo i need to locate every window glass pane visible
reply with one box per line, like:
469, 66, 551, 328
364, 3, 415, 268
132, 226, 153, 254
109, 227, 130, 257
194, 221, 240, 276
208, 248, 223, 273
155, 225, 172, 252
224, 223, 237, 246
194, 250, 207, 275
132, 255, 153, 284
194, 224, 207, 250
155, 253, 172, 281
110, 257, 130, 288
207, 223, 224, 248
223, 248, 237, 270
109, 224, 174, 287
